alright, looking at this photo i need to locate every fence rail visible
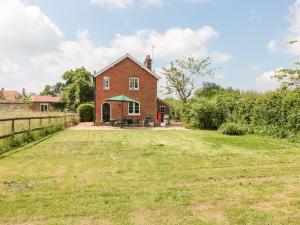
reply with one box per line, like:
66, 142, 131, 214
0, 114, 78, 140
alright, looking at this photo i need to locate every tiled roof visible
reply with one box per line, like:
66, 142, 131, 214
0, 90, 21, 101
94, 53, 160, 80
31, 96, 62, 103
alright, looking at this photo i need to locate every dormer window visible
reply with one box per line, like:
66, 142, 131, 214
129, 77, 139, 90
103, 76, 109, 90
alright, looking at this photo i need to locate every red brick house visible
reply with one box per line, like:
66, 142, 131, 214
94, 54, 170, 125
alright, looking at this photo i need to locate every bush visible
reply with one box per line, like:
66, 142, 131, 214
185, 99, 219, 130
78, 104, 94, 122
219, 123, 246, 136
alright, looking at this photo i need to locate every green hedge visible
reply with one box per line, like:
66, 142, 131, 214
179, 87, 300, 141
78, 104, 94, 122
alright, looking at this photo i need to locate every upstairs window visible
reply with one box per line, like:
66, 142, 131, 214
160, 106, 165, 113
129, 77, 139, 90
103, 76, 110, 89
128, 102, 140, 115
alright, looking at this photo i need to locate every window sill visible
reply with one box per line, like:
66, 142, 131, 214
128, 114, 140, 116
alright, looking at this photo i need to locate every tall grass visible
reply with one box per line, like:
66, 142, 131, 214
0, 109, 78, 154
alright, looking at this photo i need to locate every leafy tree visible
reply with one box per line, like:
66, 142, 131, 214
275, 62, 300, 89
194, 82, 223, 98
40, 82, 64, 97
162, 56, 214, 103
60, 67, 94, 110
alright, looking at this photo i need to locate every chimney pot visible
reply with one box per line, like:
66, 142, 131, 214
144, 55, 152, 71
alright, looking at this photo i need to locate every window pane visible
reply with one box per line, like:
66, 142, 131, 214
129, 78, 133, 89
128, 102, 133, 113
103, 77, 109, 89
134, 78, 139, 89
135, 103, 140, 114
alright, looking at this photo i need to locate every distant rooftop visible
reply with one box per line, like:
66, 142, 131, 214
31, 96, 62, 103
0, 90, 21, 101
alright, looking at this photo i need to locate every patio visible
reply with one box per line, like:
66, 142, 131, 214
68, 122, 189, 131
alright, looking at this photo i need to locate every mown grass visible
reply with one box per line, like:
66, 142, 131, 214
0, 130, 299, 225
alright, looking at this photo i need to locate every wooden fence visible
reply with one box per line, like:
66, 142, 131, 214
0, 114, 78, 140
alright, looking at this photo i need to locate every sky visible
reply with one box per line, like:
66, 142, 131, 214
1, 0, 300, 95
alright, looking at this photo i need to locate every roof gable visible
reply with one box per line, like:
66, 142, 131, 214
94, 53, 160, 80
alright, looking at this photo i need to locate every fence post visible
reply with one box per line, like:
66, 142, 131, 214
64, 116, 66, 128
28, 118, 31, 132
11, 119, 15, 137
39, 118, 42, 128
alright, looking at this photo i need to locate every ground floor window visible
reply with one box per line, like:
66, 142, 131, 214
128, 102, 140, 115
40, 103, 48, 112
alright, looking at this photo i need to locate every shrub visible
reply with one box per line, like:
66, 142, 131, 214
185, 99, 219, 130
219, 123, 246, 136
78, 104, 94, 122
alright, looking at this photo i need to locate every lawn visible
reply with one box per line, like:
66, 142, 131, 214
0, 130, 299, 225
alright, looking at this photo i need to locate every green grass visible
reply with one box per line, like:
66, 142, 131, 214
0, 130, 299, 225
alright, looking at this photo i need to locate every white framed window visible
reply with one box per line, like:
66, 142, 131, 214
103, 76, 110, 90
128, 102, 140, 115
40, 103, 48, 112
160, 106, 165, 113
129, 77, 139, 90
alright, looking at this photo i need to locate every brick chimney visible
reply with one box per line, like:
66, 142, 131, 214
144, 55, 152, 71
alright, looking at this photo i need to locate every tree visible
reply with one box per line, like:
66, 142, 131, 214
275, 62, 300, 89
60, 67, 94, 110
40, 82, 64, 96
162, 56, 214, 103
194, 82, 223, 98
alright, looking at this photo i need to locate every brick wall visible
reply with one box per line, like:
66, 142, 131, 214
95, 57, 158, 124
32, 102, 55, 111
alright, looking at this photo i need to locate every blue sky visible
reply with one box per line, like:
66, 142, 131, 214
1, 0, 300, 94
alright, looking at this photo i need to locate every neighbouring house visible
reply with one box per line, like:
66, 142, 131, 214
0, 89, 28, 111
0, 88, 21, 101
94, 53, 170, 125
31, 96, 64, 112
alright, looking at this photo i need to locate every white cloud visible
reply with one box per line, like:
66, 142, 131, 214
143, 0, 163, 6
0, 0, 230, 93
267, 40, 278, 53
90, 0, 134, 9
31, 26, 229, 91
255, 69, 281, 92
0, 0, 63, 57
90, 0, 210, 9
281, 0, 300, 55
212, 52, 232, 63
